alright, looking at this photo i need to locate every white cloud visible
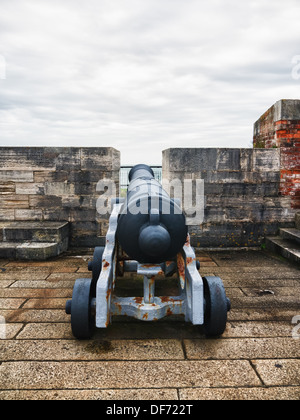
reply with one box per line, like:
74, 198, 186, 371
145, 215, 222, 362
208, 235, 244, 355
1, 0, 300, 164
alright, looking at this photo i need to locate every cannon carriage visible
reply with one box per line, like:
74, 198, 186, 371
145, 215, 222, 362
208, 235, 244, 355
66, 164, 230, 339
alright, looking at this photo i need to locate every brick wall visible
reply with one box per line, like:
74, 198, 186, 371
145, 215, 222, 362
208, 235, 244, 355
0, 147, 120, 247
162, 148, 296, 248
254, 99, 300, 209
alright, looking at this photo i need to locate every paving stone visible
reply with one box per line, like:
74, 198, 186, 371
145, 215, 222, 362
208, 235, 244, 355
225, 321, 294, 338
16, 323, 72, 339
0, 309, 68, 323
0, 288, 72, 298
22, 298, 68, 309
9, 280, 75, 289
228, 309, 298, 321
0, 280, 15, 288
229, 295, 300, 310
0, 298, 25, 309
252, 359, 300, 386
179, 386, 300, 400
242, 287, 300, 297
0, 388, 178, 400
184, 338, 300, 360
0, 323, 23, 339
0, 360, 261, 390
0, 270, 50, 280
0, 339, 185, 361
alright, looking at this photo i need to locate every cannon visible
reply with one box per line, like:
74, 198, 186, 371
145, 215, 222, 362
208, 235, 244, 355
66, 164, 230, 339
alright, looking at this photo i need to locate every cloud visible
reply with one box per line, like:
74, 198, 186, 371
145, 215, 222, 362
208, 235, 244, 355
1, 0, 300, 164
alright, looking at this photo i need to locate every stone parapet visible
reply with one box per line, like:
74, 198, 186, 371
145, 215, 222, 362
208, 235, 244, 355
163, 148, 296, 248
0, 147, 120, 248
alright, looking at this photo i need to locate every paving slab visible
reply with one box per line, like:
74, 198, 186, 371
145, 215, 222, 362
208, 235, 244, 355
184, 337, 300, 360
0, 250, 299, 400
0, 389, 178, 400
252, 359, 300, 386
179, 386, 300, 400
0, 339, 185, 361
0, 360, 261, 390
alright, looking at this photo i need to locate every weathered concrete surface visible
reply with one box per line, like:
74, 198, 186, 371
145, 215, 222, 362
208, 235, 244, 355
0, 147, 120, 248
0, 249, 299, 400
163, 148, 296, 248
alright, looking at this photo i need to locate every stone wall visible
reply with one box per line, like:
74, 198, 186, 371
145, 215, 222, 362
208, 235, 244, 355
162, 148, 296, 248
0, 147, 120, 247
254, 99, 300, 209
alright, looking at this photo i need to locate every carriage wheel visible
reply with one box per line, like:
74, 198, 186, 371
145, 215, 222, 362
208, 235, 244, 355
66, 278, 94, 339
203, 276, 231, 337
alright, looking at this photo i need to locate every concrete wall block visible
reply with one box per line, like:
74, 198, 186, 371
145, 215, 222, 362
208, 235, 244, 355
0, 209, 15, 221
29, 195, 62, 209
203, 183, 223, 195
50, 148, 81, 170
216, 149, 241, 171
163, 148, 218, 172
44, 182, 75, 196
0, 170, 34, 183
202, 170, 246, 184
240, 149, 254, 172
250, 171, 281, 183
252, 149, 280, 172
67, 170, 107, 184
43, 209, 70, 221
34, 171, 69, 183
15, 209, 43, 221
80, 148, 120, 171
225, 207, 252, 222
204, 206, 226, 223
69, 208, 98, 223
0, 183, 15, 194
0, 195, 29, 209
0, 148, 56, 170
15, 183, 45, 195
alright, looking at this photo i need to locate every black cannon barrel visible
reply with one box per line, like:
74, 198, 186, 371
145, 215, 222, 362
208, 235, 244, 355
116, 164, 188, 263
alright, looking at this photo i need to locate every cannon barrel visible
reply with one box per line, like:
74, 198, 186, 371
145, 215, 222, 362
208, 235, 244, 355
116, 164, 188, 263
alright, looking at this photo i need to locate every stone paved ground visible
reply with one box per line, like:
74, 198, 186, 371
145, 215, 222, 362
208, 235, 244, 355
0, 249, 299, 400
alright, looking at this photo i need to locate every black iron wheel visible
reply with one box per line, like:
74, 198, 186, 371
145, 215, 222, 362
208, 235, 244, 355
88, 246, 105, 296
203, 276, 230, 337
70, 278, 94, 339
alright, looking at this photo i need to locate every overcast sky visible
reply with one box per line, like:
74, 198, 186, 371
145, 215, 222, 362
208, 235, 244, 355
1, 0, 300, 165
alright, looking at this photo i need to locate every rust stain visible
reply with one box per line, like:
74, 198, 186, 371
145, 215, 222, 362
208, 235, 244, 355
134, 297, 143, 305
177, 253, 185, 282
160, 296, 170, 303
166, 308, 173, 316
103, 261, 110, 269
114, 301, 122, 314
106, 288, 112, 302
105, 312, 110, 328
142, 313, 148, 320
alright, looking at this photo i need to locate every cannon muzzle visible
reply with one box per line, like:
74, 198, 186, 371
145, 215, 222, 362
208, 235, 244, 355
116, 164, 188, 263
